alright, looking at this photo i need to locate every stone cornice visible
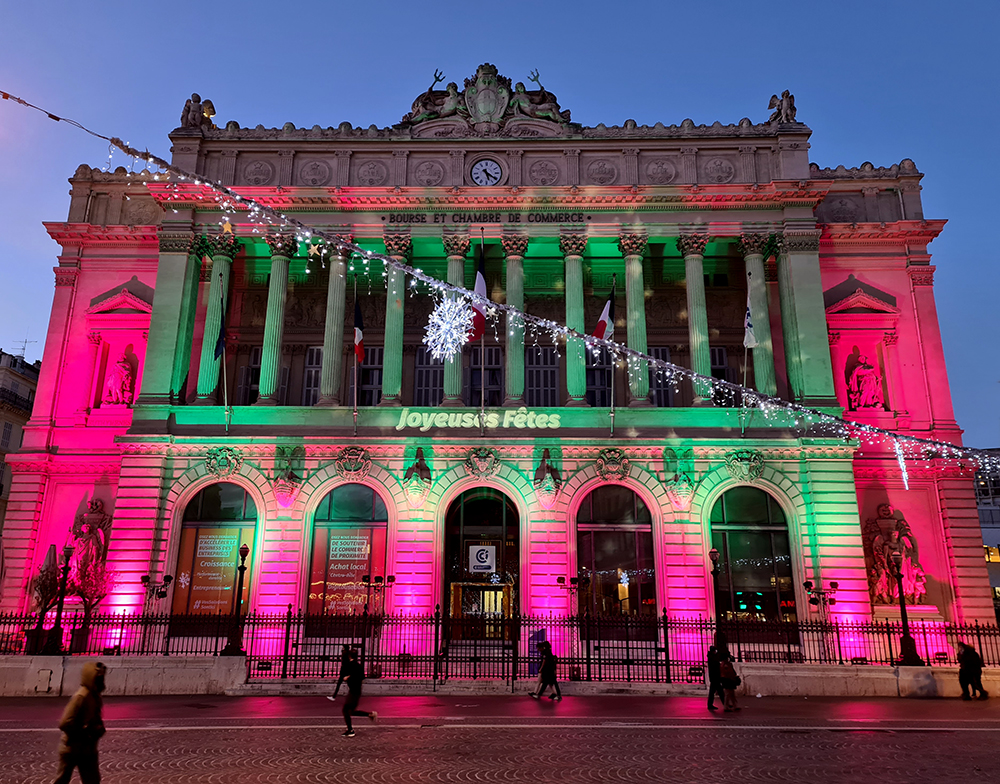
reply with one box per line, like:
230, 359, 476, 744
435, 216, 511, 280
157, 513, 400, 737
44, 222, 160, 248
820, 220, 946, 243
809, 159, 922, 181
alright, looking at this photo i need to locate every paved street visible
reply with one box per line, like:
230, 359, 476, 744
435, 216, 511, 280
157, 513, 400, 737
3, 693, 999, 783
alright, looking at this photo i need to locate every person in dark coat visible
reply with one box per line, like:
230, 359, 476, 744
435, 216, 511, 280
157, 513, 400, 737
957, 641, 988, 700
54, 661, 107, 784
714, 632, 740, 712
529, 641, 562, 701
332, 645, 352, 698
706, 645, 726, 711
340, 649, 377, 737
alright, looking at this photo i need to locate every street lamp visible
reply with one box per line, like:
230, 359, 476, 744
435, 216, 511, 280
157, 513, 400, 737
890, 549, 924, 666
221, 543, 250, 657
708, 548, 721, 623
43, 544, 75, 655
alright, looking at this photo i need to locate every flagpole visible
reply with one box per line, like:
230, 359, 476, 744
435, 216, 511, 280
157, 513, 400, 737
740, 270, 752, 437
479, 228, 486, 438
609, 274, 616, 438
219, 272, 230, 434
353, 273, 359, 438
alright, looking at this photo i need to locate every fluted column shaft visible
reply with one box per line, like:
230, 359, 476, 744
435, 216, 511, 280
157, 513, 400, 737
257, 235, 297, 405
619, 234, 649, 405
678, 234, 712, 400
196, 234, 240, 402
380, 232, 411, 405
503, 233, 529, 406
738, 234, 777, 396
318, 241, 350, 405
560, 234, 588, 405
776, 241, 804, 401
442, 233, 470, 406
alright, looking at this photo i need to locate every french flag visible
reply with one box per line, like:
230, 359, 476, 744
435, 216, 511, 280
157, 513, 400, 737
354, 298, 365, 364
593, 277, 616, 341
468, 242, 488, 342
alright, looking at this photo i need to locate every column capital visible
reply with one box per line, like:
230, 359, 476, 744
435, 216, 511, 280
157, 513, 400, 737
158, 231, 194, 254
207, 233, 241, 260
907, 265, 935, 286
776, 230, 821, 254
501, 232, 529, 258
617, 233, 648, 258
88, 331, 103, 345
559, 233, 588, 258
442, 233, 470, 258
383, 231, 412, 259
676, 233, 710, 258
54, 267, 79, 288
265, 234, 299, 259
737, 232, 770, 257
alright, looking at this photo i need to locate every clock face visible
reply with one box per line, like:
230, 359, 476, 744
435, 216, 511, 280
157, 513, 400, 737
471, 159, 503, 186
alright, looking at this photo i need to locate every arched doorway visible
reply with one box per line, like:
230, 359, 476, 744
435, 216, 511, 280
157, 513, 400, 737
307, 483, 389, 615
709, 486, 797, 622
444, 487, 519, 618
576, 485, 656, 616
171, 482, 257, 616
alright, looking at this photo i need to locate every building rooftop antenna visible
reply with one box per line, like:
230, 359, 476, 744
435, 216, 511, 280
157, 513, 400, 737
13, 335, 37, 359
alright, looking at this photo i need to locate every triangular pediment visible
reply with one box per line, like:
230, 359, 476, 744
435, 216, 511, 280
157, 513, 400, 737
824, 274, 898, 315
87, 276, 154, 315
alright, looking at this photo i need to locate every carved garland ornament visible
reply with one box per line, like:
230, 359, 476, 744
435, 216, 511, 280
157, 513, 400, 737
335, 447, 372, 480
724, 449, 764, 482
464, 448, 500, 478
205, 447, 244, 478
596, 448, 630, 481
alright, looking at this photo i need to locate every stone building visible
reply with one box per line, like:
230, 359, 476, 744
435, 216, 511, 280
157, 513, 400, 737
0, 349, 39, 534
0, 66, 991, 629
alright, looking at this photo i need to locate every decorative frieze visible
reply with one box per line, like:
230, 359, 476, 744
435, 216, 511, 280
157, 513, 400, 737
158, 232, 193, 254
776, 230, 821, 253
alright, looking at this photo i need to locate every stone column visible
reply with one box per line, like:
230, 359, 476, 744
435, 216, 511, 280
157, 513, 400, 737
677, 234, 712, 400
318, 237, 351, 406
442, 232, 470, 406
81, 332, 102, 412
196, 233, 240, 403
256, 234, 297, 405
170, 236, 208, 402
502, 232, 529, 406
380, 231, 411, 405
560, 233, 588, 406
737, 233, 777, 396
619, 233, 650, 405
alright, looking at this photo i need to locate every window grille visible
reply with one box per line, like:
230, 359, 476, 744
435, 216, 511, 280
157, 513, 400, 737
0, 422, 11, 450
525, 346, 560, 407
414, 347, 444, 407
347, 347, 383, 406
466, 346, 504, 407
585, 347, 613, 407
302, 347, 322, 406
649, 346, 675, 407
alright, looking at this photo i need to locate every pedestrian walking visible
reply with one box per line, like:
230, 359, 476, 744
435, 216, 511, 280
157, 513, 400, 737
957, 641, 988, 700
332, 645, 352, 698
706, 644, 726, 711
529, 641, 562, 701
340, 648, 377, 737
54, 661, 107, 784
715, 632, 741, 712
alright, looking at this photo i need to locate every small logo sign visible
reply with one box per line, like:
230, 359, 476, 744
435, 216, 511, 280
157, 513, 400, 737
469, 545, 496, 574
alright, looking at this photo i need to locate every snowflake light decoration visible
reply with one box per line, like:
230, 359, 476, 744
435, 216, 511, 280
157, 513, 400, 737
423, 296, 474, 361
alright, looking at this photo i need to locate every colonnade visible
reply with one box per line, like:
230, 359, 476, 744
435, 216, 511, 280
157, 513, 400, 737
182, 228, 834, 408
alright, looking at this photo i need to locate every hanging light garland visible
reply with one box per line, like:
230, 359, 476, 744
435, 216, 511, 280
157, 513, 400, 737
1, 89, 995, 478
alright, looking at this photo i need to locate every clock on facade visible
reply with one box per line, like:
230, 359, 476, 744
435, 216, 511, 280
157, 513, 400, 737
470, 158, 503, 186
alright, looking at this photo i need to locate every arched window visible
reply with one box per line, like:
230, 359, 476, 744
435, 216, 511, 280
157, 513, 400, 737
576, 485, 655, 616
710, 487, 797, 622
307, 484, 388, 614
172, 483, 257, 615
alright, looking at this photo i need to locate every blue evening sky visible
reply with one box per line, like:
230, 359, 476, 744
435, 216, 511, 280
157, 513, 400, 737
0, 0, 996, 445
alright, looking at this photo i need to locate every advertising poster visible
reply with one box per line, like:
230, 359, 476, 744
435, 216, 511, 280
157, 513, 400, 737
173, 527, 253, 615
324, 531, 371, 613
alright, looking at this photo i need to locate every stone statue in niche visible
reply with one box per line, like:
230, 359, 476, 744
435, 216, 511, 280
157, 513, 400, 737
768, 90, 796, 123
102, 353, 134, 406
180, 93, 216, 129
72, 499, 113, 566
864, 504, 927, 606
846, 351, 883, 410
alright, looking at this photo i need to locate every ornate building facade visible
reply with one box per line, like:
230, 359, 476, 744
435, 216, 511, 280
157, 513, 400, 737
0, 66, 991, 628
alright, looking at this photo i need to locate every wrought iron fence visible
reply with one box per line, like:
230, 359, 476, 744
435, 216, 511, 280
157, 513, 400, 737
5, 609, 1000, 686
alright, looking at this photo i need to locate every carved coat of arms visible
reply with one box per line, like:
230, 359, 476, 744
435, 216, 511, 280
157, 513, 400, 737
724, 449, 764, 482
205, 447, 244, 478
464, 448, 500, 478
596, 448, 630, 481
335, 447, 372, 480
665, 474, 696, 511
464, 63, 511, 130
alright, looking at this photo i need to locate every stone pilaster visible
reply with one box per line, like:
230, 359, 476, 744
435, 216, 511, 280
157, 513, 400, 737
502, 232, 529, 406
677, 233, 712, 400
380, 231, 411, 405
318, 237, 352, 406
257, 235, 297, 404
560, 233, 588, 405
737, 233, 777, 396
619, 233, 650, 405
442, 232, 470, 406
195, 233, 240, 403
81, 332, 101, 411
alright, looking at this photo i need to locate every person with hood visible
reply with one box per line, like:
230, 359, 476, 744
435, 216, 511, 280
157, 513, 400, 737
54, 661, 107, 784
340, 648, 377, 737
706, 643, 726, 711
957, 641, 988, 700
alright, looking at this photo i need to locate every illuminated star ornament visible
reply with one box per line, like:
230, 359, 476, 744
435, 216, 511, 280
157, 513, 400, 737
423, 297, 474, 361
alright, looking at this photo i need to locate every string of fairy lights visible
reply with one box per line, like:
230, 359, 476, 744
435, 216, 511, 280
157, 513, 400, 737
2, 89, 996, 481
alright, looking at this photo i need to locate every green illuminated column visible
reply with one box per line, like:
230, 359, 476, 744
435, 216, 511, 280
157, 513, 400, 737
502, 232, 529, 406
677, 234, 712, 401
737, 233, 777, 397
170, 236, 208, 401
776, 230, 836, 404
195, 233, 240, 403
619, 233, 650, 405
380, 232, 411, 406
257, 235, 297, 405
560, 233, 588, 406
318, 239, 351, 406
442, 233, 470, 406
